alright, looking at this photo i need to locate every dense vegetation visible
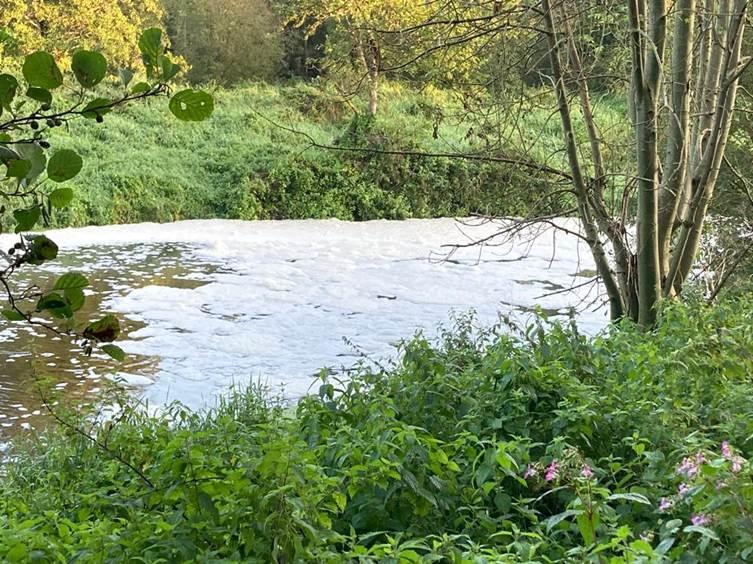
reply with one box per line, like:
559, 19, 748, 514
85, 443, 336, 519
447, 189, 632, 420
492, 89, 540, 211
2, 300, 752, 561
47, 81, 621, 226
1, 2, 753, 561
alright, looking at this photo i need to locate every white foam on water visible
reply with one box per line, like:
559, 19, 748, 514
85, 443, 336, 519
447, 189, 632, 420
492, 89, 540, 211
3, 218, 608, 412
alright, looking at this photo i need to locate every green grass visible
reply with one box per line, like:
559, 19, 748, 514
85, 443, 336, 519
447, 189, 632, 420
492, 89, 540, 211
46, 81, 630, 226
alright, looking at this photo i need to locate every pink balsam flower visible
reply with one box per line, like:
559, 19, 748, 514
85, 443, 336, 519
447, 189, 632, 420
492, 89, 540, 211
545, 460, 559, 482
658, 497, 674, 512
691, 513, 711, 527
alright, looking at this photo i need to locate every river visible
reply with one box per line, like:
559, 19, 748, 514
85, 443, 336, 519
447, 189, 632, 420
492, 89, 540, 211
0, 218, 607, 434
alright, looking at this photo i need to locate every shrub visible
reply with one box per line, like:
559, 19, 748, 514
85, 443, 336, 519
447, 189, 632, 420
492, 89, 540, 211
2, 298, 753, 560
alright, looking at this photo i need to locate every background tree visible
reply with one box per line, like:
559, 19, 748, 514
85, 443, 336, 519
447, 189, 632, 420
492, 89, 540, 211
284, 0, 444, 115
164, 0, 284, 84
341, 0, 750, 326
0, 0, 165, 69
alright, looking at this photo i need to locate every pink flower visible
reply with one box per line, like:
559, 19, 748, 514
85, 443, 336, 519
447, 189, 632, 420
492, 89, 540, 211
658, 497, 674, 512
678, 483, 691, 496
732, 456, 744, 473
678, 452, 705, 479
581, 464, 594, 479
722, 441, 732, 459
545, 460, 559, 482
523, 464, 537, 479
691, 513, 711, 527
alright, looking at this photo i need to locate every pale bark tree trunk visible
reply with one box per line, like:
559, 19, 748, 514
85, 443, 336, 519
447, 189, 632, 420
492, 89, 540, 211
543, 0, 749, 326
354, 31, 380, 116
658, 0, 695, 285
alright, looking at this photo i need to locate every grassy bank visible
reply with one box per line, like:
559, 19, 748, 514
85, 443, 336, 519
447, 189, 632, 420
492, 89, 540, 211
46, 81, 628, 227
1, 300, 752, 561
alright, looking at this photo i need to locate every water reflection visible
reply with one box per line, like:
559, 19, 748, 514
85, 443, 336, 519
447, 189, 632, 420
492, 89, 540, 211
0, 242, 216, 436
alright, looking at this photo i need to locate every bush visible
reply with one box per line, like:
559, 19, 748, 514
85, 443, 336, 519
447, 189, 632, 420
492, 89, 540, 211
2, 298, 753, 561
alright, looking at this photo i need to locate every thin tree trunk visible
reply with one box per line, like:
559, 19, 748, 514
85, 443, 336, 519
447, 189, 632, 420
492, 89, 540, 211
561, 2, 633, 312
354, 31, 380, 116
542, 0, 625, 320
668, 0, 748, 291
630, 0, 666, 326
658, 0, 695, 285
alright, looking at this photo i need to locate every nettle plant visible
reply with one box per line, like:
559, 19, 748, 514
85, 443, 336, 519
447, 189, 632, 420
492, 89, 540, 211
0, 28, 213, 360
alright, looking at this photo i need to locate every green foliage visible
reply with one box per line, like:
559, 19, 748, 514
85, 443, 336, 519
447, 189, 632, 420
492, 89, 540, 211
0, 32, 213, 359
2, 299, 753, 560
46, 81, 602, 227
163, 0, 284, 84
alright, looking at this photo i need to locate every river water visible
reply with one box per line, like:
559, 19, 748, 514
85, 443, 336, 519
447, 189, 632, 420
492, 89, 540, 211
0, 218, 607, 434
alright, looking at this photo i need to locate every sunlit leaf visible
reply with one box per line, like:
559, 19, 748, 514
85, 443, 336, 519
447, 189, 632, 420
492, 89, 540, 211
49, 187, 74, 208
22, 51, 63, 89
72, 50, 107, 88
169, 90, 214, 122
47, 150, 83, 182
53, 272, 89, 291
102, 344, 126, 362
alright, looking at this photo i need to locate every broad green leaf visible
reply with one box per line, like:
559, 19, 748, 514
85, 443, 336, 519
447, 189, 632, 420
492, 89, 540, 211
23, 51, 63, 89
84, 314, 120, 343
630, 539, 655, 555
6, 543, 28, 563
47, 149, 83, 182
169, 90, 214, 122
71, 50, 107, 88
160, 57, 181, 81
82, 98, 112, 119
26, 235, 58, 264
6, 159, 31, 179
333, 492, 347, 511
2, 310, 25, 321
102, 344, 126, 362
65, 288, 85, 312
14, 206, 41, 232
53, 272, 89, 291
15, 142, 47, 181
0, 73, 18, 111
655, 537, 676, 555
49, 187, 74, 208
544, 510, 581, 532
131, 82, 151, 94
683, 525, 720, 540
38, 290, 76, 320
607, 493, 651, 505
0, 144, 19, 163
138, 28, 162, 67
26, 86, 52, 105
37, 292, 67, 312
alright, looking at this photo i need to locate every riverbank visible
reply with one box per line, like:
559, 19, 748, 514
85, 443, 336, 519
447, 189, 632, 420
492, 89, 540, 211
1, 297, 752, 561
44, 81, 626, 227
